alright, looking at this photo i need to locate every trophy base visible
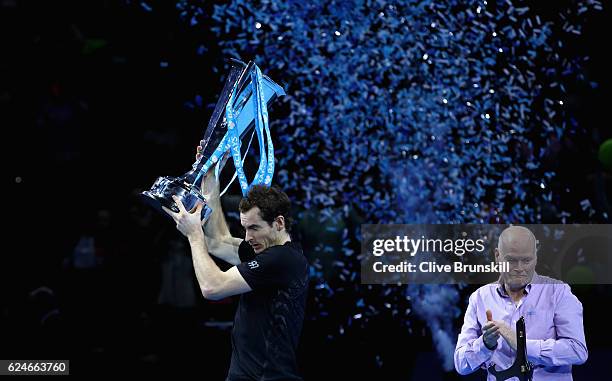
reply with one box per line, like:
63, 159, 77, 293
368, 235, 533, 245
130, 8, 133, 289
142, 176, 211, 221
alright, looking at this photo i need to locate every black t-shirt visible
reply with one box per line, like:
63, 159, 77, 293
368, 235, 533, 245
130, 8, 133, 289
227, 240, 309, 381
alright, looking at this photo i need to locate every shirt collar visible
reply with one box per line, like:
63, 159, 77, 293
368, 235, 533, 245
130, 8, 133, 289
496, 273, 536, 298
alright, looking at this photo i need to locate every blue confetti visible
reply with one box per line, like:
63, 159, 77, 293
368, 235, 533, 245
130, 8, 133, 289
140, 1, 152, 12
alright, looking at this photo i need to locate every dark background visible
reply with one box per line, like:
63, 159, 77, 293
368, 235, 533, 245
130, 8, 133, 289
2, 0, 610, 379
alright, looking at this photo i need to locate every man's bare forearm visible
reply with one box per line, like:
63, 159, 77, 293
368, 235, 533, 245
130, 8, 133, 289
188, 231, 225, 295
205, 196, 231, 238
205, 196, 241, 248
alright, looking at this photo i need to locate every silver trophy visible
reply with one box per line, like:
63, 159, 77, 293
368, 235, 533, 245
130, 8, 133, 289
142, 59, 285, 219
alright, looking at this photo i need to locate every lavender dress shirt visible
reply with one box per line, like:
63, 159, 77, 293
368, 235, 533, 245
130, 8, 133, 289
454, 274, 588, 380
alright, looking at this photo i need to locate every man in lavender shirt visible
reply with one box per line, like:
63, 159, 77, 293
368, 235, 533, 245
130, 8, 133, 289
454, 226, 588, 380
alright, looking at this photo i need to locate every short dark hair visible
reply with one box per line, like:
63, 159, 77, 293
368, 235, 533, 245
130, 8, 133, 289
239, 185, 293, 232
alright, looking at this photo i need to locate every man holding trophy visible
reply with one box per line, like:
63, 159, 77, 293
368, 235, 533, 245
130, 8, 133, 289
143, 60, 308, 380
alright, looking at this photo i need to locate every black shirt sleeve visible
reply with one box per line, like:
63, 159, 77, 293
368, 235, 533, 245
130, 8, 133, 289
236, 243, 304, 290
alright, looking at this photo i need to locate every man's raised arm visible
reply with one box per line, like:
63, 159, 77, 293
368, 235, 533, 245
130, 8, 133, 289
198, 144, 242, 265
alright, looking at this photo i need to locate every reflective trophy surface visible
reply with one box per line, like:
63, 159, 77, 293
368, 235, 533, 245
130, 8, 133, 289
142, 59, 285, 220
